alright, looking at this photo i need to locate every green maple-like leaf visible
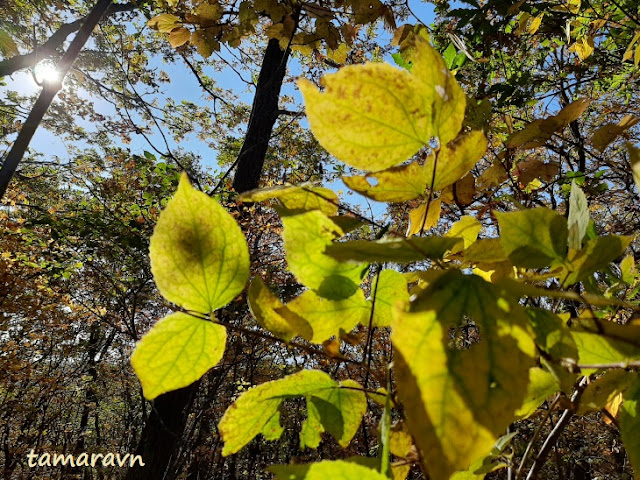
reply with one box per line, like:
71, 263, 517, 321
219, 370, 366, 455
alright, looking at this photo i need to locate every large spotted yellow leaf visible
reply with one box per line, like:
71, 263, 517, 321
219, 370, 366, 455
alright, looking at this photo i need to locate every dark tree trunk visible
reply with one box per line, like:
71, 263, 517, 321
231, 38, 292, 194
125, 383, 198, 480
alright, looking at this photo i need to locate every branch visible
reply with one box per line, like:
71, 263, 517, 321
0, 2, 137, 78
0, 0, 115, 200
524, 377, 589, 480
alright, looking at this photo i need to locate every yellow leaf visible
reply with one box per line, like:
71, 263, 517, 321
247, 277, 312, 342
604, 392, 624, 424
554, 0, 580, 14
392, 271, 535, 479
623, 31, 640, 63
554, 98, 591, 127
571, 36, 594, 61
591, 115, 639, 152
407, 198, 441, 236
477, 160, 509, 191
507, 98, 589, 150
343, 161, 430, 202
299, 37, 466, 171
635, 44, 640, 67
299, 64, 429, 172
516, 12, 531, 36
411, 37, 466, 145
190, 31, 220, 57
528, 13, 544, 35
0, 29, 19, 57
507, 0, 527, 15
326, 43, 348, 64
627, 143, 640, 191
442, 173, 475, 205
507, 118, 559, 149
514, 159, 559, 184
445, 216, 481, 251
148, 13, 181, 33
195, 1, 223, 21
169, 27, 191, 48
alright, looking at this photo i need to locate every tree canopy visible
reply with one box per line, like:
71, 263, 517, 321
1, 0, 640, 479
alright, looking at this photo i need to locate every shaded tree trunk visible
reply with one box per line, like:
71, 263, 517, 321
124, 383, 198, 480
232, 37, 292, 194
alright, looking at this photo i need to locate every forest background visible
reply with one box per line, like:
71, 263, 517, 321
1, 0, 640, 479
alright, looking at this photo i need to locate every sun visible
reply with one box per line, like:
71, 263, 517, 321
33, 60, 61, 84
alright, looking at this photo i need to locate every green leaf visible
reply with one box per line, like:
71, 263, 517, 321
131, 312, 226, 400
300, 379, 367, 449
568, 181, 589, 250
280, 209, 366, 299
371, 269, 409, 327
516, 368, 559, 418
239, 183, 338, 215
578, 370, 635, 415
149, 173, 249, 313
563, 235, 632, 286
324, 237, 460, 264
464, 238, 507, 263
571, 317, 640, 370
0, 30, 18, 57
247, 277, 312, 342
496, 208, 568, 268
219, 370, 366, 455
270, 460, 389, 480
392, 271, 535, 479
286, 289, 369, 343
526, 308, 578, 392
299, 37, 466, 172
621, 375, 640, 476
526, 308, 578, 361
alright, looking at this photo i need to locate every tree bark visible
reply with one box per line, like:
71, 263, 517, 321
124, 382, 199, 480
231, 37, 292, 194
